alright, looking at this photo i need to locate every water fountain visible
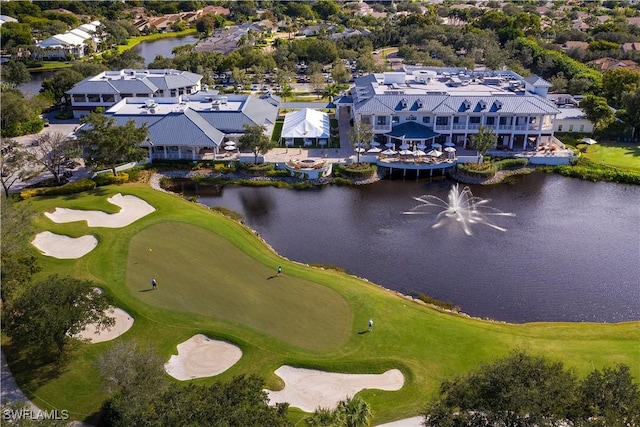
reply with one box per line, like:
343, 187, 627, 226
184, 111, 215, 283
403, 184, 515, 235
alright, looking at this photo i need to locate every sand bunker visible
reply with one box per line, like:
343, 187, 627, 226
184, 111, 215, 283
73, 307, 134, 343
164, 334, 242, 381
31, 231, 98, 259
267, 366, 404, 412
44, 193, 155, 228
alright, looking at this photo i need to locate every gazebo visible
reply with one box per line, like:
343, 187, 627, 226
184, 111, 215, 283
385, 122, 439, 149
281, 108, 330, 148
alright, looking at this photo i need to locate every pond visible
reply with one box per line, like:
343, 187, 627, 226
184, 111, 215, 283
184, 173, 640, 323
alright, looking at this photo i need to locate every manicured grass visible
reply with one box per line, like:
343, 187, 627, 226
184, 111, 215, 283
581, 141, 640, 172
27, 62, 73, 72
7, 184, 640, 424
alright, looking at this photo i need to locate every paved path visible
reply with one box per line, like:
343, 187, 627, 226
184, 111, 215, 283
1, 349, 39, 410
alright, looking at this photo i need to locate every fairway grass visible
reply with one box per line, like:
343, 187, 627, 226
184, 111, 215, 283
6, 184, 639, 424
583, 141, 640, 172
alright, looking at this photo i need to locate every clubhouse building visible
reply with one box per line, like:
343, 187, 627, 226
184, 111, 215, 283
337, 68, 561, 153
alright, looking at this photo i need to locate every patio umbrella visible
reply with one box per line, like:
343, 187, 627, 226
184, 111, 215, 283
416, 143, 427, 150
285, 138, 294, 146
414, 149, 426, 156
224, 145, 237, 151
399, 149, 414, 156
431, 142, 442, 149
385, 142, 395, 148
304, 138, 313, 146
224, 141, 236, 146
444, 146, 456, 153
367, 147, 382, 153
370, 141, 381, 147
427, 149, 442, 157
581, 138, 597, 145
355, 142, 366, 147
354, 147, 366, 153
444, 141, 455, 147
399, 143, 410, 150
382, 149, 397, 155
319, 139, 328, 146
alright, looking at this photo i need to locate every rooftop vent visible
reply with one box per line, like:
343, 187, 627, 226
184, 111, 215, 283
145, 99, 158, 108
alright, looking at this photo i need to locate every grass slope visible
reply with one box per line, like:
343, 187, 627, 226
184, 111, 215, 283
7, 184, 639, 424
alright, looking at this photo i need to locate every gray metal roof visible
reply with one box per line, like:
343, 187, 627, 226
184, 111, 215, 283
279, 102, 333, 109
523, 75, 553, 88
355, 93, 559, 116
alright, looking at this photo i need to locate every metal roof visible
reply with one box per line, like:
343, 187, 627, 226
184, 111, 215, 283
386, 122, 439, 140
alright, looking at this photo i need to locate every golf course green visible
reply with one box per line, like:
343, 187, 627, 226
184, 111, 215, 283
8, 184, 640, 424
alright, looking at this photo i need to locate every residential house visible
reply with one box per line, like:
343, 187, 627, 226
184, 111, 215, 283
66, 69, 202, 118
589, 57, 640, 72
37, 20, 101, 59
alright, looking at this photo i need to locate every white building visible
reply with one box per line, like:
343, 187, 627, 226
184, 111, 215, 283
96, 91, 279, 161
338, 67, 560, 152
66, 69, 203, 118
554, 106, 594, 134
37, 20, 101, 60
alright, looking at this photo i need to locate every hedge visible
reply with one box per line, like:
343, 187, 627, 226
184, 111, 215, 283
20, 178, 97, 199
92, 172, 129, 187
333, 163, 377, 179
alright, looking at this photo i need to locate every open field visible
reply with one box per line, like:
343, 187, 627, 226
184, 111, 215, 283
5, 184, 639, 424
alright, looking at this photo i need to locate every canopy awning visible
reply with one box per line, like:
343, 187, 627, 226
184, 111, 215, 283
281, 108, 330, 140
386, 122, 439, 140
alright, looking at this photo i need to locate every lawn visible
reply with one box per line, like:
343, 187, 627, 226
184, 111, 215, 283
6, 184, 640, 424
581, 140, 640, 172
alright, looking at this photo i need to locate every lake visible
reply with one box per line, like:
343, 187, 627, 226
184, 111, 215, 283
186, 173, 640, 323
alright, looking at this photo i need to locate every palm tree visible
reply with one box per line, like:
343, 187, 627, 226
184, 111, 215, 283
350, 119, 374, 164
337, 396, 373, 427
324, 83, 341, 102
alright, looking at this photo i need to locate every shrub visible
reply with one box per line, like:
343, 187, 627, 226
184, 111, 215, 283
540, 159, 640, 184
210, 206, 243, 222
93, 172, 129, 187
19, 178, 96, 199
415, 293, 458, 311
265, 169, 290, 177
334, 163, 376, 179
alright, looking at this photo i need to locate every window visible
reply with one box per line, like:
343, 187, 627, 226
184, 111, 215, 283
377, 116, 387, 126
453, 117, 460, 124
579, 124, 584, 132
158, 90, 164, 96
436, 117, 449, 126
499, 117, 508, 125
408, 115, 416, 121
470, 116, 481, 124
102, 94, 115, 103
120, 93, 132, 98
72, 94, 86, 103
135, 93, 147, 98
392, 116, 400, 124
486, 117, 495, 125
170, 90, 177, 97
178, 89, 184, 95
422, 116, 430, 124
558, 125, 563, 131
569, 124, 573, 132
87, 94, 100, 102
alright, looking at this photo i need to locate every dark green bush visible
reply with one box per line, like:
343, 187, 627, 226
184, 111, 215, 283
540, 159, 640, 184
265, 169, 290, 177
20, 178, 96, 199
415, 293, 458, 311
333, 163, 376, 179
2, 118, 44, 137
93, 172, 129, 186
210, 206, 243, 222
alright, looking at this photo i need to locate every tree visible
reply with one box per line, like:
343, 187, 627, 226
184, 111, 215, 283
76, 110, 149, 176
324, 83, 341, 102
4, 275, 114, 354
102, 374, 290, 427
1, 139, 38, 197
1, 60, 31, 88
107, 48, 145, 70
40, 69, 84, 104
0, 89, 43, 137
238, 123, 275, 163
196, 14, 216, 36
578, 364, 640, 426
307, 397, 372, 427
422, 351, 579, 426
0, 200, 40, 302
469, 125, 497, 162
331, 62, 351, 85
310, 71, 326, 98
619, 89, 640, 138
601, 68, 640, 109
349, 119, 373, 164
27, 132, 80, 183
580, 95, 615, 132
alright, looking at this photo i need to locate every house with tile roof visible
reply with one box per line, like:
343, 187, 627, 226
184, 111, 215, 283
339, 67, 560, 151
98, 91, 279, 161
66, 69, 203, 118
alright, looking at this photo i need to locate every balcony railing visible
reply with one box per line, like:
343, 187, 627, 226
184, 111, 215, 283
374, 124, 391, 131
